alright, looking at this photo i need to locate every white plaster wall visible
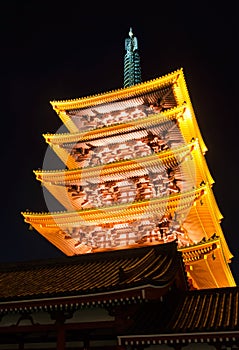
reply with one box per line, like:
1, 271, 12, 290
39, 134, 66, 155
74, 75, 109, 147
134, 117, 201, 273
65, 307, 114, 323
148, 343, 217, 349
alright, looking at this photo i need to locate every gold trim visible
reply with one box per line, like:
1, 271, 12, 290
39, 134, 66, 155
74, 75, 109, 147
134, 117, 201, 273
22, 185, 205, 225
35, 141, 196, 182
50, 69, 183, 111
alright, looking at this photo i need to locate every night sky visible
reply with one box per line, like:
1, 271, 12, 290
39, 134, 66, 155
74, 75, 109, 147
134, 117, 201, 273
1, 2, 238, 284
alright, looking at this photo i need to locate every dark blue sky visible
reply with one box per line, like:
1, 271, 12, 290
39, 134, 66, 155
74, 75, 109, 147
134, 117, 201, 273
1, 2, 238, 284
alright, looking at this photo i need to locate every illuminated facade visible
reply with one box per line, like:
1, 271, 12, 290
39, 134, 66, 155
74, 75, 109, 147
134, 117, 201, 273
22, 32, 236, 291
0, 28, 237, 350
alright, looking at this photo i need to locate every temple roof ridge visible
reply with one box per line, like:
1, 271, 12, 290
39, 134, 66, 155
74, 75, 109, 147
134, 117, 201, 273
0, 242, 184, 304
0, 240, 178, 271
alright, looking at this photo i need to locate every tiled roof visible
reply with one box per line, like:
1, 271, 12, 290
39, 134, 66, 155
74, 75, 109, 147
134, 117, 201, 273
119, 286, 239, 345
0, 241, 183, 303
169, 287, 239, 332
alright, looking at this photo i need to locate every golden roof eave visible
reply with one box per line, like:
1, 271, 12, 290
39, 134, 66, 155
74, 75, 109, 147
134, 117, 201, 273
43, 106, 207, 173
22, 185, 205, 226
180, 237, 220, 262
182, 238, 236, 288
43, 104, 186, 145
34, 140, 214, 215
34, 140, 196, 183
50, 69, 183, 112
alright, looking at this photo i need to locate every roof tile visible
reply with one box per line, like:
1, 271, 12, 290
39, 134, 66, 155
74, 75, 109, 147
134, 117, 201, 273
0, 242, 181, 302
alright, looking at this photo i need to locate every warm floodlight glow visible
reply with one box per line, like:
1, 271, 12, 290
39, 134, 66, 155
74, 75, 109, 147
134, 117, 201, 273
22, 66, 236, 289
184, 107, 192, 119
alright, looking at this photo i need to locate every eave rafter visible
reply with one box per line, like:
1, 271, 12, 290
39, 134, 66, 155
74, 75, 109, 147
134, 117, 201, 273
181, 188, 233, 264
50, 69, 183, 112
47, 68, 206, 154
180, 237, 220, 263
44, 104, 186, 145
22, 184, 206, 227
181, 237, 236, 288
34, 140, 197, 184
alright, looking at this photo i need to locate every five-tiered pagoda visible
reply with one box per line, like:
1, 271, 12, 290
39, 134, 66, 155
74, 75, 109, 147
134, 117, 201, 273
22, 28, 236, 290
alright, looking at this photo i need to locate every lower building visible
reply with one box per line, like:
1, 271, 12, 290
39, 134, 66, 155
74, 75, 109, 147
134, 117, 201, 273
0, 242, 238, 349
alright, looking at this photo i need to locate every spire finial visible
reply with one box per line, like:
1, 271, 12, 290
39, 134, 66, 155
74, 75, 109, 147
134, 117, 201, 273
123, 28, 142, 88
129, 27, 133, 38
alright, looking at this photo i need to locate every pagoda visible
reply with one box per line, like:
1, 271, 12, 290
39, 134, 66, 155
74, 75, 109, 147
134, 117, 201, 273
22, 29, 236, 290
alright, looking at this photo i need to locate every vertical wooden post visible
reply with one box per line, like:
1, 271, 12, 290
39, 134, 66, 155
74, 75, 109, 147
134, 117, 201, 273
54, 311, 67, 350
18, 340, 24, 350
83, 336, 90, 350
56, 324, 65, 350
